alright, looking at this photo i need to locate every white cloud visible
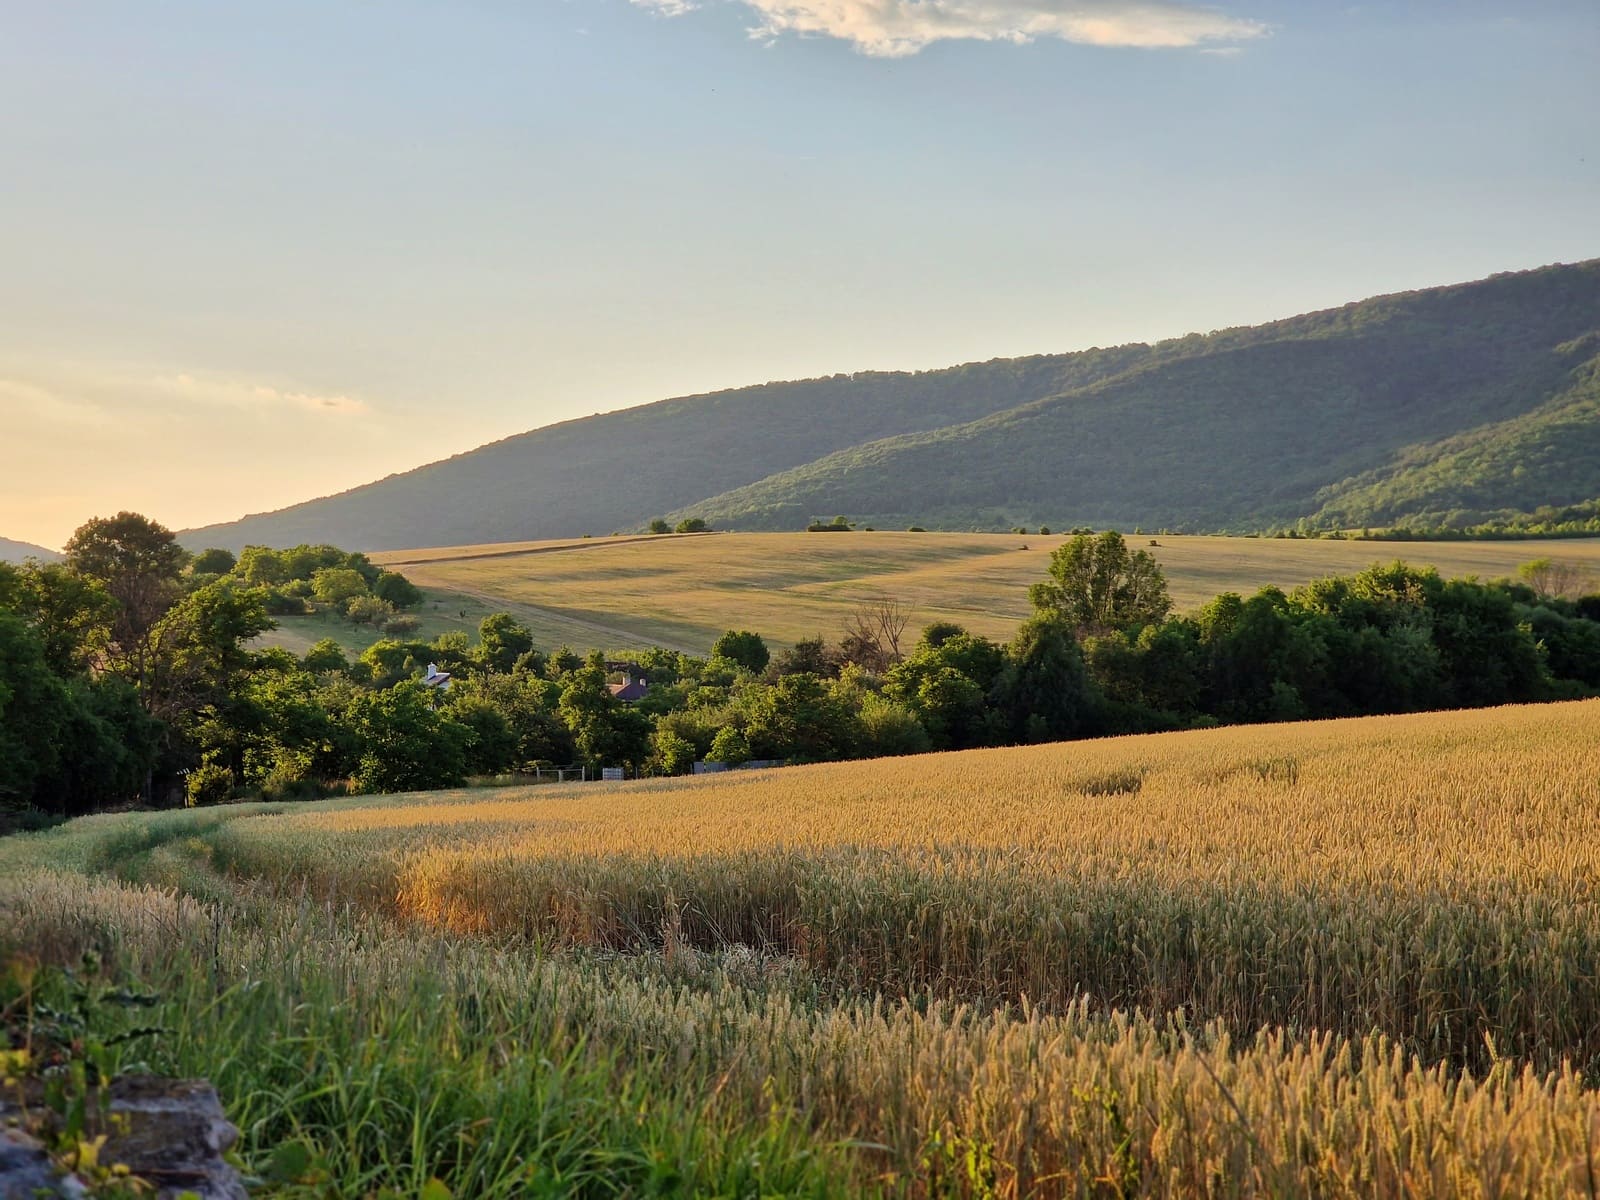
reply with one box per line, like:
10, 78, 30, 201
635, 0, 1265, 55
158, 373, 372, 417
631, 0, 701, 15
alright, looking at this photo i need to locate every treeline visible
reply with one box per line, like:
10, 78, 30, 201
1349, 498, 1600, 542
5, 518, 1600, 819
195, 542, 425, 628
0, 514, 424, 817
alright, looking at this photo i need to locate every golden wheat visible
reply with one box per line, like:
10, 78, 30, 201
9, 699, 1600, 1195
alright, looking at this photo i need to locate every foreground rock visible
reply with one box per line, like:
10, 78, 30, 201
0, 1077, 246, 1200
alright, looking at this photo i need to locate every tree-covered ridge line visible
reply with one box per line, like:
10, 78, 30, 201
6, 515, 1600, 820
181, 259, 1600, 551
670, 271, 1600, 534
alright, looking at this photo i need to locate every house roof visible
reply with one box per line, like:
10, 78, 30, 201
608, 679, 648, 702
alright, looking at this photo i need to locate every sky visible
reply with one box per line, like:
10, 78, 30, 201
1, 1, 1596, 550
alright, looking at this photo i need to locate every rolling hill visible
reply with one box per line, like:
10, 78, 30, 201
185, 259, 1600, 552
0, 537, 61, 564
281, 530, 1600, 657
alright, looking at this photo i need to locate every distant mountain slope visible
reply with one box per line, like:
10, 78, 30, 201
1308, 346, 1600, 529
673, 262, 1600, 531
185, 260, 1600, 550
182, 345, 1154, 552
0, 537, 62, 564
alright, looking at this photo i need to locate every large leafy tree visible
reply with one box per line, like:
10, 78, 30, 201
711, 629, 770, 674
559, 657, 652, 771
348, 682, 470, 793
0, 610, 159, 816
0, 611, 71, 808
1029, 531, 1171, 636
884, 627, 1006, 750
740, 673, 860, 763
8, 562, 115, 675
995, 616, 1091, 743
64, 512, 189, 684
478, 613, 534, 674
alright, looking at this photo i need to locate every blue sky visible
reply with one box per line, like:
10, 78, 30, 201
1, 0, 1596, 547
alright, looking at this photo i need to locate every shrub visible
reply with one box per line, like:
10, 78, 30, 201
185, 761, 235, 807
345, 595, 395, 626
707, 726, 750, 766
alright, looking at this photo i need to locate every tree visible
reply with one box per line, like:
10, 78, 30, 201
1517, 558, 1592, 601
236, 546, 289, 586
558, 660, 651, 771
9, 563, 114, 676
449, 695, 518, 775
995, 616, 1091, 743
675, 517, 710, 533
839, 597, 910, 673
0, 611, 71, 809
774, 636, 837, 677
707, 726, 750, 766
648, 518, 672, 535
142, 582, 276, 790
1197, 588, 1327, 723
65, 512, 189, 584
64, 512, 188, 683
857, 693, 932, 757
1029, 531, 1171, 635
1431, 579, 1545, 706
53, 676, 161, 815
920, 621, 967, 649
547, 646, 583, 678
651, 728, 697, 775
191, 548, 238, 576
711, 629, 770, 674
740, 674, 860, 762
344, 595, 394, 626
311, 567, 369, 607
468, 673, 574, 766
348, 682, 470, 793
373, 570, 423, 609
478, 613, 534, 674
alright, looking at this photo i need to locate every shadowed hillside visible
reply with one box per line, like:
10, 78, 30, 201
0, 537, 61, 564
185, 260, 1600, 550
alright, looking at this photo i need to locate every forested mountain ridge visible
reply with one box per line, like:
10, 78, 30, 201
185, 260, 1600, 550
183, 345, 1152, 552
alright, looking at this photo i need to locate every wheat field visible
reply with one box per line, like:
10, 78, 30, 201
9, 700, 1600, 1196
7, 700, 1600, 1195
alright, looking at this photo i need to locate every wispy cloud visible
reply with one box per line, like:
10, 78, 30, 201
1, 363, 373, 434
632, 0, 1266, 55
158, 373, 372, 416
631, 0, 701, 15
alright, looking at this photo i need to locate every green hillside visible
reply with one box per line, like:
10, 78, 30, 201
184, 260, 1600, 550
182, 345, 1154, 552
1308, 348, 1600, 528
674, 262, 1600, 532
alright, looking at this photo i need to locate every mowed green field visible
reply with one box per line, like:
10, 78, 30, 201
276, 531, 1600, 656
